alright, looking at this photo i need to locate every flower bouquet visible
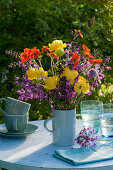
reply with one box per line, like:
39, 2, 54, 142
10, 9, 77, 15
8, 29, 110, 111
6, 29, 111, 146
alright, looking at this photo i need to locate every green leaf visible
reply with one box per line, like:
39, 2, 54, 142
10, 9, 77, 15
94, 41, 98, 47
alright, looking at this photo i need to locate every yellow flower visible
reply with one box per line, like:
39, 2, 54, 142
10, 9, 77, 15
61, 67, 78, 85
78, 76, 86, 82
74, 77, 90, 94
27, 67, 48, 80
26, 68, 37, 80
83, 82, 90, 94
35, 67, 48, 77
43, 76, 59, 90
49, 40, 66, 51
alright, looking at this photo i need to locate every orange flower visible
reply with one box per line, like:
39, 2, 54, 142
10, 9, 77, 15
82, 45, 90, 53
20, 48, 30, 63
88, 59, 102, 65
83, 50, 90, 57
82, 44, 93, 58
47, 52, 58, 59
82, 44, 88, 51
75, 29, 83, 38
47, 53, 50, 57
20, 47, 40, 63
72, 52, 80, 67
41, 46, 49, 53
31, 47, 40, 58
54, 54, 58, 59
89, 54, 94, 58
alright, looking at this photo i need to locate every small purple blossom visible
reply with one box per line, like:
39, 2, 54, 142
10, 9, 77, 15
64, 50, 69, 58
105, 66, 111, 70
29, 60, 32, 65
93, 80, 98, 88
66, 43, 72, 49
88, 68, 98, 78
87, 91, 92, 95
97, 74, 106, 80
34, 64, 38, 69
16, 76, 48, 101
100, 74, 106, 78
75, 127, 98, 147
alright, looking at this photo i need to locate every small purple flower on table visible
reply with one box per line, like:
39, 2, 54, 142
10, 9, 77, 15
75, 127, 98, 147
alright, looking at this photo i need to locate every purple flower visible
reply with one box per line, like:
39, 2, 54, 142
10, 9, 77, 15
100, 74, 106, 78
34, 64, 38, 69
93, 80, 98, 88
88, 68, 98, 78
97, 74, 106, 80
64, 50, 70, 58
105, 66, 111, 70
66, 43, 72, 49
16, 76, 48, 101
64, 50, 69, 54
75, 127, 98, 147
29, 60, 32, 65
87, 91, 92, 95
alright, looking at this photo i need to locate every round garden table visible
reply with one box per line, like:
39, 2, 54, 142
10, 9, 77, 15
0, 119, 113, 170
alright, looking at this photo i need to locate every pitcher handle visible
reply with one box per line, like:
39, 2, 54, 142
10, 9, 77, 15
0, 98, 6, 113
44, 118, 53, 133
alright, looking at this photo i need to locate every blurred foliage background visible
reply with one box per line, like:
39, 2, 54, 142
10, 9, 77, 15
0, 0, 113, 123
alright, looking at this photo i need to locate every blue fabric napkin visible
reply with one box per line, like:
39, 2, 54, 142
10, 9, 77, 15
53, 143, 113, 166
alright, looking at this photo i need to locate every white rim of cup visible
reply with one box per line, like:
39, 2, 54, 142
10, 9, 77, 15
7, 97, 31, 106
4, 112, 28, 116
80, 100, 103, 106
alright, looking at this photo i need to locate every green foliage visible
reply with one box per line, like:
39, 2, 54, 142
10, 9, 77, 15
0, 0, 113, 123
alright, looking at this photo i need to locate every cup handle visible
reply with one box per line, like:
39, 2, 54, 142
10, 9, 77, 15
13, 119, 18, 131
0, 98, 6, 113
44, 118, 53, 133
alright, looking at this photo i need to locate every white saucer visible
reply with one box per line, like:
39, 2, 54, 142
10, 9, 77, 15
0, 124, 38, 137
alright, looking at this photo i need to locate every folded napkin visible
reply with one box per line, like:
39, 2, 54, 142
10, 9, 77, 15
53, 143, 113, 166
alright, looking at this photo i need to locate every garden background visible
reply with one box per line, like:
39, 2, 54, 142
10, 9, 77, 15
0, 0, 113, 123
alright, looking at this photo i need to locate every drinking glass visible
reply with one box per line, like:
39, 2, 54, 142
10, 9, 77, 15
99, 103, 113, 137
80, 100, 103, 133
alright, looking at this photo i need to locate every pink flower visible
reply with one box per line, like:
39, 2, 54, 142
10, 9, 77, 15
105, 66, 111, 70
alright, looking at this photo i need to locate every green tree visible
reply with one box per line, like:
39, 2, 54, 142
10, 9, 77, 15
0, 0, 113, 122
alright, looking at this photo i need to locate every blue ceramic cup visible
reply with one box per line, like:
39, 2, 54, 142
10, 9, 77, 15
4, 112, 28, 132
0, 97, 31, 115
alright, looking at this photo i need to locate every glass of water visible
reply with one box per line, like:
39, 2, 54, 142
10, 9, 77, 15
99, 103, 113, 137
80, 100, 103, 133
